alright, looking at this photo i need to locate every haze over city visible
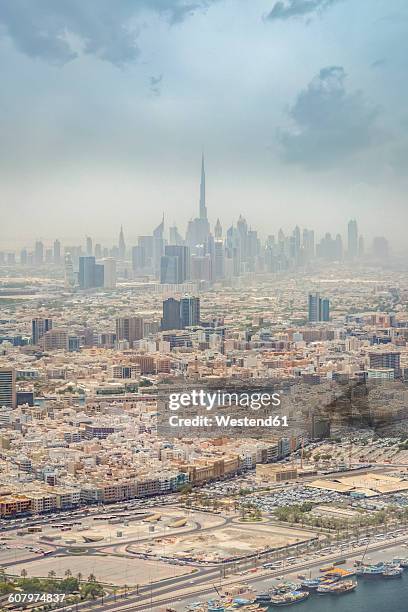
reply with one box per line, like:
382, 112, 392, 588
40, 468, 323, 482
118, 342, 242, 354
1, 0, 408, 249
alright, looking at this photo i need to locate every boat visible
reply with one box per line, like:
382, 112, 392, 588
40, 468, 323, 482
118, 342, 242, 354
355, 563, 384, 577
270, 591, 309, 607
383, 566, 403, 578
400, 558, 408, 568
317, 580, 357, 594
301, 578, 322, 590
319, 565, 334, 572
254, 593, 271, 603
271, 582, 302, 594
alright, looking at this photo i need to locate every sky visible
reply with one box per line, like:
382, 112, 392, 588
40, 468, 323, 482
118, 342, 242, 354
0, 0, 407, 251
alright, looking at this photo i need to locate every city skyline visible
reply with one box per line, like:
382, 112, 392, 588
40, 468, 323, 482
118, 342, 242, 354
0, 155, 395, 258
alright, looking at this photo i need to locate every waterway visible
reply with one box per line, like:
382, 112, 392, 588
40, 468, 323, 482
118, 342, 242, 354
267, 572, 408, 611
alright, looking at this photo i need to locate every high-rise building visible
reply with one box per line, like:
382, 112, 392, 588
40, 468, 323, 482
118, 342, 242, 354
42, 329, 69, 351
186, 156, 210, 248
169, 226, 184, 245
153, 216, 165, 274
372, 236, 389, 259
358, 235, 365, 258
32, 318, 53, 345
369, 351, 400, 377
103, 258, 116, 289
160, 255, 179, 284
320, 298, 330, 322
180, 296, 200, 328
132, 245, 146, 273
116, 317, 144, 346
94, 264, 104, 288
86, 236, 93, 256
161, 298, 181, 330
347, 219, 358, 259
214, 218, 222, 239
64, 254, 75, 288
161, 245, 190, 284
20, 249, 28, 265
214, 240, 225, 279
53, 239, 61, 264
79, 256, 103, 289
191, 254, 212, 281
34, 241, 44, 265
118, 226, 126, 260
308, 293, 330, 323
0, 369, 16, 409
308, 293, 320, 323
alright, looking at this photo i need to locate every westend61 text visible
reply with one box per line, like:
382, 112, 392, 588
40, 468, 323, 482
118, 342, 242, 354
168, 414, 288, 428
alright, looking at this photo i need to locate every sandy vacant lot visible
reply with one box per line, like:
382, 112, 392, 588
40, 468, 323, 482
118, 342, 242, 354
135, 523, 317, 562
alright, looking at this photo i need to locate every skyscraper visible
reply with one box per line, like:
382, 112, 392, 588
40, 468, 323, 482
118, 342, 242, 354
132, 245, 146, 273
372, 236, 389, 259
214, 218, 222, 239
118, 225, 126, 260
116, 317, 144, 346
308, 293, 330, 323
347, 219, 358, 259
214, 240, 225, 279
180, 296, 200, 328
53, 239, 61, 264
186, 156, 210, 248
79, 256, 96, 289
161, 245, 190, 284
34, 241, 44, 265
308, 293, 320, 323
0, 368, 16, 409
153, 215, 165, 274
161, 297, 181, 330
160, 255, 179, 284
64, 254, 75, 288
103, 258, 116, 289
32, 318, 53, 345
86, 236, 93, 256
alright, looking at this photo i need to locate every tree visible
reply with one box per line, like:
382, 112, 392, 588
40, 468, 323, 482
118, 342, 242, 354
48, 570, 56, 579
81, 581, 103, 600
21, 569, 28, 578
65, 569, 72, 577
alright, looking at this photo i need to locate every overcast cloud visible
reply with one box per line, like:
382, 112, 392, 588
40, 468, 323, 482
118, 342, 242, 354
0, 0, 407, 250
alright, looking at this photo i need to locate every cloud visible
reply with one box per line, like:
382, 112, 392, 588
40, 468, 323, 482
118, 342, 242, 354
277, 66, 381, 168
267, 0, 341, 21
371, 58, 387, 69
150, 74, 163, 96
0, 0, 217, 66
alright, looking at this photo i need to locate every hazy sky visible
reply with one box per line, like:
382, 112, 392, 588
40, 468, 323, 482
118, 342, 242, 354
1, 0, 407, 250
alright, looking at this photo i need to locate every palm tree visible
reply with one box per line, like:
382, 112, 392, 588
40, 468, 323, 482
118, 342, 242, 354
65, 569, 72, 577
77, 572, 83, 583
48, 570, 56, 579
21, 569, 28, 578
87, 573, 96, 582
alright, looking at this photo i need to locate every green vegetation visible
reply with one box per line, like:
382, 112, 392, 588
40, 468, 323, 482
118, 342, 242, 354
0, 571, 104, 606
